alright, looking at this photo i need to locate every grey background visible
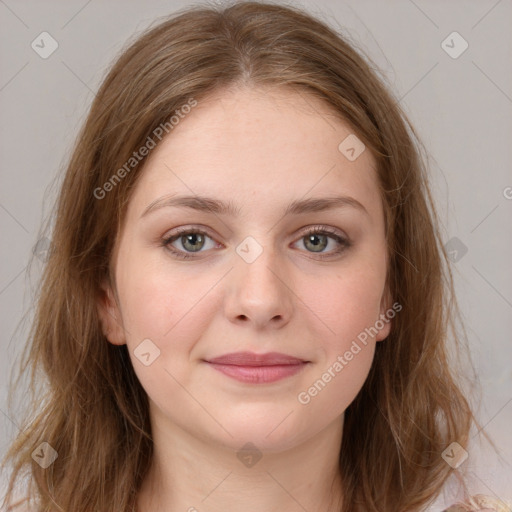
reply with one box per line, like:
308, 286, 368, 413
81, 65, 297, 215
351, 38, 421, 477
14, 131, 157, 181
1, 0, 511, 509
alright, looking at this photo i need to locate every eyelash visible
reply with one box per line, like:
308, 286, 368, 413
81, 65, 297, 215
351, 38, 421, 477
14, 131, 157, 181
160, 225, 351, 260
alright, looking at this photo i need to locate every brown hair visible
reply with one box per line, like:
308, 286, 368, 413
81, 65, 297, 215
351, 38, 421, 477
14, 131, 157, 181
0, 1, 495, 510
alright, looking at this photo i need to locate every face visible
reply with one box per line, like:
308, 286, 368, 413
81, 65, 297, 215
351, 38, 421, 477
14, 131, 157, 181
97, 85, 392, 452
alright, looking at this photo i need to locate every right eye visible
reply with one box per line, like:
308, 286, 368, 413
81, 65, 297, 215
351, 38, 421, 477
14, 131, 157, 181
161, 227, 221, 259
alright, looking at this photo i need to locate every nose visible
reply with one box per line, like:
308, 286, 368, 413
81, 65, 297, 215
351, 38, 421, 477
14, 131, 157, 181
224, 245, 293, 330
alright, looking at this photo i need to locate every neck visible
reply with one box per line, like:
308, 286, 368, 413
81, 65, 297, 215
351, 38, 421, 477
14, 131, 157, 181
137, 408, 344, 512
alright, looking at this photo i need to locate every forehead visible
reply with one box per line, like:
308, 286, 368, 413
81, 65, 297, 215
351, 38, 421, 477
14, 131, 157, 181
127, 85, 381, 221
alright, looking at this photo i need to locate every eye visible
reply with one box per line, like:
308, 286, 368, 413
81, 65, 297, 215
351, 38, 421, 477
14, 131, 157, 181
292, 225, 350, 259
161, 225, 350, 260
161, 227, 219, 260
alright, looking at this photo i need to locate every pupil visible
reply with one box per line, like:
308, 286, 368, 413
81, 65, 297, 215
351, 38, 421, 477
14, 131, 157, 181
307, 234, 326, 252
184, 233, 203, 251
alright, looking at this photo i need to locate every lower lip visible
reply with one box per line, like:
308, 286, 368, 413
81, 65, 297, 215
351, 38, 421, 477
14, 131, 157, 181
207, 362, 308, 383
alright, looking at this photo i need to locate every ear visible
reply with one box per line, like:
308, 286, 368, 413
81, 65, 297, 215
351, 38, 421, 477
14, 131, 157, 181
97, 278, 126, 346
375, 286, 393, 342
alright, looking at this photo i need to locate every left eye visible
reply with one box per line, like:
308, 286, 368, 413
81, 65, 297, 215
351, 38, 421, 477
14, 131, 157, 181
293, 228, 348, 255
162, 226, 349, 260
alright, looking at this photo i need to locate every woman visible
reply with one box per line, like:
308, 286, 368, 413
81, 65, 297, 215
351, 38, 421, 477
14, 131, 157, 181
1, 1, 509, 511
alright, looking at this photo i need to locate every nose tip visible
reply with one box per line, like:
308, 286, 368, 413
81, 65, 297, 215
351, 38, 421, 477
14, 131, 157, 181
225, 248, 293, 329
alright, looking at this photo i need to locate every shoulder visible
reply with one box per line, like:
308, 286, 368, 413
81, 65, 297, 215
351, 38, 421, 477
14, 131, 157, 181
5, 499, 37, 512
442, 494, 511, 511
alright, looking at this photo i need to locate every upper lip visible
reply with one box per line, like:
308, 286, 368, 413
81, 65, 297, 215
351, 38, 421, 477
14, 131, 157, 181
205, 351, 308, 366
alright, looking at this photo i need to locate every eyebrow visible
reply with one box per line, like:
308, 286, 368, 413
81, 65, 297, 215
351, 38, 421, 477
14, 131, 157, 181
140, 194, 369, 218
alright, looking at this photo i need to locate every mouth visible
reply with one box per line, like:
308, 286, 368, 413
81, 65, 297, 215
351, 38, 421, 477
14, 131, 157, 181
204, 351, 310, 384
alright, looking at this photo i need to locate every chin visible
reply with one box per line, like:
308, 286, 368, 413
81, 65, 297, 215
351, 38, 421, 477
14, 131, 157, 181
203, 409, 312, 454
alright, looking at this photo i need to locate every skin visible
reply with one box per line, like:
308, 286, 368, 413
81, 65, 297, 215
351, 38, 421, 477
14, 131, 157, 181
97, 85, 392, 512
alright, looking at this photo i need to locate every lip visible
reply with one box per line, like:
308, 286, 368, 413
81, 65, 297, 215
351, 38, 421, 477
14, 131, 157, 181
207, 351, 307, 366
205, 351, 310, 384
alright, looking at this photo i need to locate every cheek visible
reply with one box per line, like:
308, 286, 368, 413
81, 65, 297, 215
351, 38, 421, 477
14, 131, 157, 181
297, 342, 375, 427
116, 248, 215, 344
116, 259, 215, 409
295, 272, 383, 419
293, 260, 385, 411
118, 272, 177, 341
303, 264, 386, 348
